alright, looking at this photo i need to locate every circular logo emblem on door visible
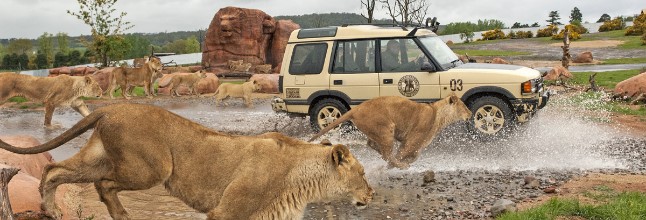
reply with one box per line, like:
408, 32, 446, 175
398, 75, 419, 97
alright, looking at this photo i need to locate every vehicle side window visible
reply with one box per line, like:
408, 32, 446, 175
289, 43, 328, 75
380, 38, 426, 72
331, 40, 375, 73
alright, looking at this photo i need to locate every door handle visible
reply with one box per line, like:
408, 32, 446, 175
333, 80, 343, 85
383, 79, 393, 84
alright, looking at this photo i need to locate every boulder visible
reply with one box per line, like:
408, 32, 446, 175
202, 7, 298, 73
492, 57, 509, 64
446, 40, 454, 45
490, 199, 517, 217
91, 67, 116, 93
71, 67, 97, 76
614, 72, 646, 98
543, 65, 573, 81
250, 74, 279, 94
58, 67, 72, 75
157, 72, 219, 95
0, 136, 53, 179
573, 51, 594, 63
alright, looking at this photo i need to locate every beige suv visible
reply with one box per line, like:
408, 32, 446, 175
271, 24, 549, 136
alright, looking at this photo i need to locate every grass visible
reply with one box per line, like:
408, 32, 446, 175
601, 57, 646, 65
569, 69, 642, 89
452, 49, 530, 56
497, 191, 646, 220
579, 30, 644, 49
8, 97, 28, 103
568, 92, 646, 117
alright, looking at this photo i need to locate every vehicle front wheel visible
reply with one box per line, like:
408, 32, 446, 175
309, 98, 349, 132
467, 96, 514, 137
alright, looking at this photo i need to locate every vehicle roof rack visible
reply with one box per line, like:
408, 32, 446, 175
340, 23, 409, 31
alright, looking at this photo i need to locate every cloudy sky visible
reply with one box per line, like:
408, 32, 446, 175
0, 0, 642, 39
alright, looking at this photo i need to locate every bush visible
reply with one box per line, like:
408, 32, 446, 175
599, 18, 626, 32
537, 25, 559, 37
507, 30, 533, 39
479, 29, 506, 40
625, 13, 646, 36
569, 21, 589, 34
552, 25, 582, 40
642, 33, 646, 45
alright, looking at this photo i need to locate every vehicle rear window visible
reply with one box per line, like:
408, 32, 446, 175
332, 40, 376, 74
289, 43, 328, 75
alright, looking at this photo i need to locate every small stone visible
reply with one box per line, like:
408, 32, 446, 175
490, 199, 517, 217
543, 186, 557, 194
423, 170, 436, 183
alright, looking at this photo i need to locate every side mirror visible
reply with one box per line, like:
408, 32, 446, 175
421, 62, 436, 72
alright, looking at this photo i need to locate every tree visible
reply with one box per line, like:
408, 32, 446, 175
36, 52, 49, 69
546, 10, 562, 25
37, 32, 54, 68
54, 51, 69, 67
570, 7, 582, 23
17, 53, 29, 70
379, 0, 430, 26
184, 36, 200, 53
68, 50, 82, 65
124, 34, 151, 59
7, 39, 32, 55
531, 22, 540, 27
361, 0, 377, 23
67, 0, 133, 67
597, 13, 611, 23
459, 31, 474, 43
0, 43, 5, 60
57, 33, 70, 55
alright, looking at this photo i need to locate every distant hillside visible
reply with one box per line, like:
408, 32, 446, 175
275, 12, 393, 28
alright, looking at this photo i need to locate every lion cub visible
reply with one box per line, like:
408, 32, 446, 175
167, 71, 206, 97
309, 94, 472, 169
208, 80, 261, 108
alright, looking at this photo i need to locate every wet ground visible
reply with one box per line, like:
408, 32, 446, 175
1, 93, 645, 220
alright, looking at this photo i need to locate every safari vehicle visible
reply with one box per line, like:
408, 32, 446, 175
271, 23, 550, 136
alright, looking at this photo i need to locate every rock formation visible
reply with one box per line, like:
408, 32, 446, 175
202, 7, 299, 73
573, 51, 594, 63
614, 72, 646, 98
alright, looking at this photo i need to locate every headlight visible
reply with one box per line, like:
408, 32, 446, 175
521, 80, 534, 94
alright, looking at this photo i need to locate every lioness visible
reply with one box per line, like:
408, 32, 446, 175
0, 72, 102, 126
107, 56, 163, 99
207, 80, 261, 108
309, 94, 472, 169
227, 60, 243, 70
167, 71, 206, 97
0, 103, 373, 220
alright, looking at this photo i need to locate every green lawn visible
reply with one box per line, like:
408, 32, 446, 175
452, 49, 530, 56
580, 30, 644, 49
601, 57, 646, 65
570, 69, 642, 89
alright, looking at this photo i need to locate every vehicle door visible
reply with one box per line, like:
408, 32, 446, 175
284, 42, 331, 103
378, 38, 441, 102
329, 39, 379, 104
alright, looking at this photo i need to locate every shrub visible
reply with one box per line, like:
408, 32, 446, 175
625, 13, 646, 36
516, 31, 533, 39
537, 25, 559, 37
599, 18, 626, 32
552, 25, 582, 40
506, 30, 516, 39
569, 21, 589, 34
479, 29, 506, 40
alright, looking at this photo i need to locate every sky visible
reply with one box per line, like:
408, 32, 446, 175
0, 0, 642, 39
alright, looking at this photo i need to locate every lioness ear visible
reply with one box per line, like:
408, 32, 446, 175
331, 144, 349, 166
84, 76, 93, 84
320, 139, 332, 146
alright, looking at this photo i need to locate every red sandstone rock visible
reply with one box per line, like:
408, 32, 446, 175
58, 67, 71, 75
543, 66, 573, 81
250, 74, 279, 93
91, 67, 116, 93
157, 72, 219, 95
0, 136, 53, 179
614, 72, 646, 98
202, 7, 298, 73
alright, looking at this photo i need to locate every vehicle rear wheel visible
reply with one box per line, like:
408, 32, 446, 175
309, 98, 349, 132
467, 96, 513, 137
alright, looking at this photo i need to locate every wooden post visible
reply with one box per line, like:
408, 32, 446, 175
586, 73, 599, 92
0, 168, 19, 220
561, 28, 571, 69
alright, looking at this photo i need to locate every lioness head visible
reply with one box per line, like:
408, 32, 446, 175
78, 76, 103, 98
439, 94, 472, 122
148, 57, 163, 73
331, 144, 373, 209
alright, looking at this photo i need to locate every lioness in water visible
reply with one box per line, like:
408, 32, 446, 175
309, 94, 472, 169
206, 80, 261, 108
0, 103, 373, 220
0, 72, 102, 126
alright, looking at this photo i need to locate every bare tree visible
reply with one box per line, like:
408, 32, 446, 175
379, 0, 430, 26
361, 0, 377, 23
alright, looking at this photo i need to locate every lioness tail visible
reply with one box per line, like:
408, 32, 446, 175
0, 111, 103, 154
307, 109, 355, 142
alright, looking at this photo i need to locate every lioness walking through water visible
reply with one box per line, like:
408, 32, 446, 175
0, 103, 373, 220
309, 94, 472, 169
0, 72, 103, 127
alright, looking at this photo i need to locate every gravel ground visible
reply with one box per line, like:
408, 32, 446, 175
1, 92, 644, 220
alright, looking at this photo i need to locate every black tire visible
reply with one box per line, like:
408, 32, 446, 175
309, 98, 349, 132
467, 96, 514, 137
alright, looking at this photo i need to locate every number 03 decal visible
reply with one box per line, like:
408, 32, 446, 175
449, 79, 463, 91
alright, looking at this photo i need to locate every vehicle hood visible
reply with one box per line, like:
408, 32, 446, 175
444, 63, 541, 83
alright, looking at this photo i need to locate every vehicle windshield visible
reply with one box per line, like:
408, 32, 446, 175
418, 36, 461, 69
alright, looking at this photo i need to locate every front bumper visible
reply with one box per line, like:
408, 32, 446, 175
512, 90, 550, 122
271, 97, 287, 112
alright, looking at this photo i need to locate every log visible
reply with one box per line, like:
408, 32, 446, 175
585, 73, 599, 92
561, 28, 571, 69
215, 72, 254, 78
1, 168, 19, 220
630, 93, 645, 105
